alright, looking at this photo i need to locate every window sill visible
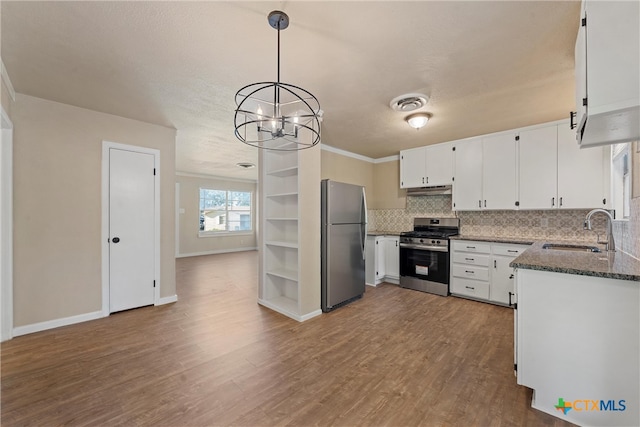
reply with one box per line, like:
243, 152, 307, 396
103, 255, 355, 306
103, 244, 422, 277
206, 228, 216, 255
198, 231, 254, 238
613, 218, 630, 223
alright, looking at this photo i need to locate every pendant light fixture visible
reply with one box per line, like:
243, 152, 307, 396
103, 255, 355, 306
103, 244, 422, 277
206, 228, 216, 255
234, 11, 322, 151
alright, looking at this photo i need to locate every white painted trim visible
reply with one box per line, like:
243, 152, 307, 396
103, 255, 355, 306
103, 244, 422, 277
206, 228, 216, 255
1, 107, 12, 129
157, 295, 178, 305
0, 59, 16, 102
13, 310, 104, 337
176, 247, 257, 258
102, 141, 161, 315
175, 171, 257, 183
299, 309, 323, 322
374, 155, 399, 164
257, 299, 322, 322
1, 107, 13, 341
197, 231, 254, 238
175, 182, 180, 257
321, 143, 375, 163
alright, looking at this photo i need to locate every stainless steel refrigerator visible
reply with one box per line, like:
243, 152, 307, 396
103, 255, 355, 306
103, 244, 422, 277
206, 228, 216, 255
321, 179, 367, 312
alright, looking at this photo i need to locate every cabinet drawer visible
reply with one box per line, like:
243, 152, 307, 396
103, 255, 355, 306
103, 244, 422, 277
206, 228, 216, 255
451, 278, 490, 300
452, 253, 490, 266
452, 264, 489, 281
452, 241, 491, 254
492, 244, 530, 258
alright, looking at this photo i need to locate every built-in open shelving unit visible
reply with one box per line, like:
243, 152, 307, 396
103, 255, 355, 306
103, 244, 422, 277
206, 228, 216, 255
258, 142, 321, 321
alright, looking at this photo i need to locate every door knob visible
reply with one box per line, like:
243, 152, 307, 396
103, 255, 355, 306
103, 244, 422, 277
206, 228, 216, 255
112, 237, 120, 243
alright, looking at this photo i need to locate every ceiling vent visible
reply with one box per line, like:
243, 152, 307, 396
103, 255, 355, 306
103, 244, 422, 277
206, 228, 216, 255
390, 93, 429, 112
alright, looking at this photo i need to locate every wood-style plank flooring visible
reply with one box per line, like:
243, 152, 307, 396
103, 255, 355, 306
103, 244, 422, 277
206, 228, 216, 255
1, 251, 573, 426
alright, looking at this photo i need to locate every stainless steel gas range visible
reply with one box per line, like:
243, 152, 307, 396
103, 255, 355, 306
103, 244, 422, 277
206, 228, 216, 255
399, 217, 460, 296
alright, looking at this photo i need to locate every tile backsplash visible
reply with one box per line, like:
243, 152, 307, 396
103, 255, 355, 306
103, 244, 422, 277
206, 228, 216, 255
369, 195, 616, 246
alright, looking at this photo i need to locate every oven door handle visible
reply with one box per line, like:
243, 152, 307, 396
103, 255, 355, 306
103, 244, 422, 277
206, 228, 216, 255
399, 243, 448, 252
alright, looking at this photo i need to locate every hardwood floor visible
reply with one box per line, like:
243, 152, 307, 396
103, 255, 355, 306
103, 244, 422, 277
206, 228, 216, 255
1, 251, 573, 426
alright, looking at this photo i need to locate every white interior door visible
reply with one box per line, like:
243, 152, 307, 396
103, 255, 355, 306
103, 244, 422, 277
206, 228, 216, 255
109, 148, 155, 313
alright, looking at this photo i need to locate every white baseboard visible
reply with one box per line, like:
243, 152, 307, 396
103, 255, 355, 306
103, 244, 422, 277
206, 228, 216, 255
176, 247, 257, 258
299, 309, 323, 321
257, 299, 322, 322
157, 295, 178, 305
13, 310, 104, 337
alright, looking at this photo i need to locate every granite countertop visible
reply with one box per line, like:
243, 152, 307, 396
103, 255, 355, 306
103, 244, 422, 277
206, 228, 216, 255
510, 241, 640, 282
450, 235, 535, 245
367, 230, 402, 236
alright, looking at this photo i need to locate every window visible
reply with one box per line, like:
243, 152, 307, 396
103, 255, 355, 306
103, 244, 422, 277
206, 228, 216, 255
611, 143, 632, 220
199, 189, 252, 233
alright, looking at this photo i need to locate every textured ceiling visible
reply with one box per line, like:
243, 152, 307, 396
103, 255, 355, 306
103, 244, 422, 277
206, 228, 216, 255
1, 1, 581, 180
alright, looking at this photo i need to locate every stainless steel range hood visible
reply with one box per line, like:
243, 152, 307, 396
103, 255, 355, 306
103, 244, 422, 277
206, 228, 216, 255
406, 185, 452, 196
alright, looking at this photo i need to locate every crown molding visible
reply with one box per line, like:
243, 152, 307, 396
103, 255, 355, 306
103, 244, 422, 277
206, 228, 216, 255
321, 144, 399, 164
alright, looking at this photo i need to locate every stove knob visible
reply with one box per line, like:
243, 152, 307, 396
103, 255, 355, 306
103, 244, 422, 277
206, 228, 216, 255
431, 240, 436, 244
437, 240, 441, 244
419, 239, 424, 243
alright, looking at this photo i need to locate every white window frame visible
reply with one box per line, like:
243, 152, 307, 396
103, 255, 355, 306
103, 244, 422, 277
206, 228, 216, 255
611, 143, 632, 221
198, 188, 253, 237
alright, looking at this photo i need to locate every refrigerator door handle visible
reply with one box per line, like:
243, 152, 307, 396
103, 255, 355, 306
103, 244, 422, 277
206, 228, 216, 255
361, 187, 368, 260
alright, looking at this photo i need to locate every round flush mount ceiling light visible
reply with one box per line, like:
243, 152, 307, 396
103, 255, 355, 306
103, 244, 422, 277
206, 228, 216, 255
389, 93, 430, 112
405, 112, 432, 129
236, 162, 256, 169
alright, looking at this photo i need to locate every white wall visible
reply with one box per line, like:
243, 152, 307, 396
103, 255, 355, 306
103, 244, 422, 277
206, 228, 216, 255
175, 173, 257, 257
12, 94, 176, 329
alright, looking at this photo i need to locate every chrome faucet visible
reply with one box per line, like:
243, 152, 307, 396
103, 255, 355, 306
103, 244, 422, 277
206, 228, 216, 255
584, 209, 616, 252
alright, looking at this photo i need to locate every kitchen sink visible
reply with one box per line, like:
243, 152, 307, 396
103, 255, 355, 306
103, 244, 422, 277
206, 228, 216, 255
541, 243, 601, 253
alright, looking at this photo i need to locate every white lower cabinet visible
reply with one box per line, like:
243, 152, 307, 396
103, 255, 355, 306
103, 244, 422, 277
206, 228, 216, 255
384, 237, 399, 282
451, 240, 530, 306
516, 269, 639, 426
365, 235, 399, 286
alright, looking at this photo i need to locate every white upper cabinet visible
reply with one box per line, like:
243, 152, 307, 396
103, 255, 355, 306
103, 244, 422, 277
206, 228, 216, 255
518, 126, 558, 209
482, 133, 518, 210
557, 124, 610, 209
424, 142, 454, 186
400, 143, 453, 188
575, 0, 640, 147
399, 147, 426, 188
453, 138, 483, 211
